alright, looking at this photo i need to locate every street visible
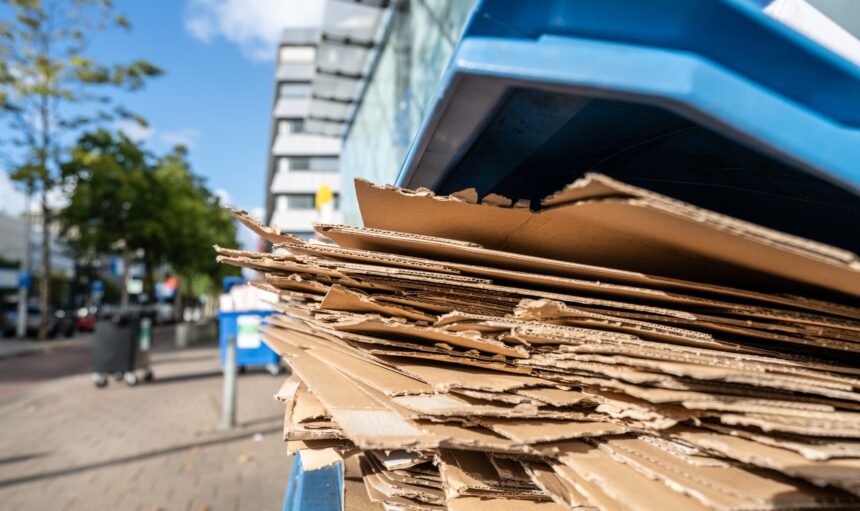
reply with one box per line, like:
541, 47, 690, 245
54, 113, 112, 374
0, 326, 292, 511
0, 336, 93, 401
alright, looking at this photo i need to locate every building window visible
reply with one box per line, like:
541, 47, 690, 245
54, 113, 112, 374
276, 156, 339, 173
289, 157, 310, 171
276, 194, 316, 210
277, 119, 304, 135
278, 82, 312, 98
279, 46, 315, 64
309, 156, 339, 171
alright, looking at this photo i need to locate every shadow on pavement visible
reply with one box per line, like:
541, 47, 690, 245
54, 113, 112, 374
148, 354, 217, 366
0, 452, 50, 466
240, 414, 284, 429
144, 370, 223, 385
0, 426, 282, 489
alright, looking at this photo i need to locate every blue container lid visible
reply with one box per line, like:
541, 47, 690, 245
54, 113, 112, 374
396, 0, 860, 255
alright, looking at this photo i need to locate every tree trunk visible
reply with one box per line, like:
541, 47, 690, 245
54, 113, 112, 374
120, 245, 130, 309
37, 193, 51, 341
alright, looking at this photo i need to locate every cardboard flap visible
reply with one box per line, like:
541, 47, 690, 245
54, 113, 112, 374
354, 177, 860, 297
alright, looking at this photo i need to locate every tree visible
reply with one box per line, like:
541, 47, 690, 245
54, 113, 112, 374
59, 129, 164, 307
61, 135, 240, 314
154, 146, 240, 308
0, 0, 162, 338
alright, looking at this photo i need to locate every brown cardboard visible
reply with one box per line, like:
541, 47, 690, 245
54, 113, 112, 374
262, 333, 438, 449
446, 497, 566, 511
521, 461, 593, 509
672, 426, 860, 494
344, 455, 387, 511
317, 223, 860, 318
222, 176, 860, 510
550, 462, 627, 511
292, 384, 330, 423
331, 316, 528, 358
477, 419, 626, 444
557, 440, 714, 511
300, 448, 343, 471
600, 436, 860, 510
321, 285, 436, 322
514, 388, 592, 407
702, 423, 860, 461
367, 450, 431, 471
354, 177, 860, 296
436, 450, 546, 500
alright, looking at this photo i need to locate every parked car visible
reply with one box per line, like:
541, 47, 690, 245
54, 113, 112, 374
2, 304, 76, 338
1, 303, 15, 337
76, 307, 96, 332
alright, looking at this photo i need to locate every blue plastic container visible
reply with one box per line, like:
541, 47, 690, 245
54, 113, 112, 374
396, 0, 860, 256
283, 454, 343, 511
218, 310, 280, 371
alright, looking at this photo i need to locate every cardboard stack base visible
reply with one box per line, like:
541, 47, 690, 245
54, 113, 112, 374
221, 174, 860, 510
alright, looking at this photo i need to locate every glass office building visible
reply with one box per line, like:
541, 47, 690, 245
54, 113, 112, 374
302, 0, 477, 225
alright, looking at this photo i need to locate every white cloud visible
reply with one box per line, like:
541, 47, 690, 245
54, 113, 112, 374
0, 172, 26, 215
117, 120, 154, 142
159, 128, 201, 149
213, 188, 232, 206
184, 0, 326, 61
118, 121, 201, 150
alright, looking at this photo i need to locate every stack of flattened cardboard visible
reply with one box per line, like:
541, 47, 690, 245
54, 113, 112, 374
220, 174, 860, 510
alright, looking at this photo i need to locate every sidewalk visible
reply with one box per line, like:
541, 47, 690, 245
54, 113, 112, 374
0, 344, 291, 511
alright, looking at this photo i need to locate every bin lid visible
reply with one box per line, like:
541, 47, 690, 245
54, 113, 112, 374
395, 0, 860, 255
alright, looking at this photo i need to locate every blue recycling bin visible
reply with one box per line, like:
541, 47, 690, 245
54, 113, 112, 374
218, 310, 282, 374
396, 0, 860, 256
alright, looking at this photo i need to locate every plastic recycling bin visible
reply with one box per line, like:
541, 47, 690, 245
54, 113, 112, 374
218, 310, 282, 376
92, 314, 153, 387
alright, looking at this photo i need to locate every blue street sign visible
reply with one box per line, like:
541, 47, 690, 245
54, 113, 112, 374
0, 269, 30, 289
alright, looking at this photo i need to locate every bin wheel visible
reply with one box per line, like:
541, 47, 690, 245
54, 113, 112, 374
124, 372, 138, 387
143, 369, 154, 382
266, 364, 282, 376
92, 373, 108, 388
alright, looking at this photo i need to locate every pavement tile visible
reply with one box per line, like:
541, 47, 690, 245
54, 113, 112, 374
0, 339, 290, 510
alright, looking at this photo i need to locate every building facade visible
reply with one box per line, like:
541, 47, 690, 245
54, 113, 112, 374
298, 0, 476, 226
0, 211, 75, 278
295, 0, 860, 227
264, 28, 343, 238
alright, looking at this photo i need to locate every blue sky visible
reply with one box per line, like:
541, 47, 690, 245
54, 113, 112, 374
0, 0, 324, 220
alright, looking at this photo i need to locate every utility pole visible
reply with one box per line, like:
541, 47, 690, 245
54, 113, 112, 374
16, 189, 32, 339
219, 334, 238, 430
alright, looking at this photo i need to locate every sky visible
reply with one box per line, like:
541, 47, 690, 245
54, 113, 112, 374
0, 0, 326, 224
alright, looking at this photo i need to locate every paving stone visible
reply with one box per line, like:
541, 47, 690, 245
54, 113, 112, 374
0, 343, 290, 510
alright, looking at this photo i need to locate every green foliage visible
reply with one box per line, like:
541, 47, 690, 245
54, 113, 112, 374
59, 129, 162, 263
0, 0, 163, 182
0, 255, 19, 268
153, 146, 241, 295
0, 0, 162, 334
61, 131, 241, 299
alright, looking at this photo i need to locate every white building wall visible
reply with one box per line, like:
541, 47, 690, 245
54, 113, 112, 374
271, 132, 340, 157
266, 29, 342, 237
270, 170, 341, 194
